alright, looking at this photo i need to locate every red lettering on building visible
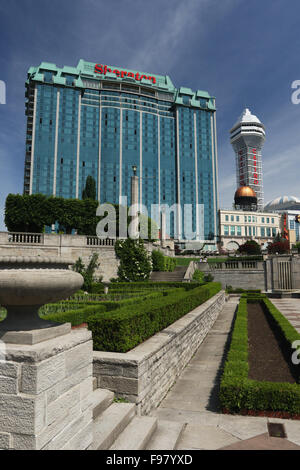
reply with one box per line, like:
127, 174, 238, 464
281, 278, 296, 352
94, 64, 156, 84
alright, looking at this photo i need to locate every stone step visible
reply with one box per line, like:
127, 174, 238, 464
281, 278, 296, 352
110, 416, 157, 450
93, 377, 97, 391
92, 403, 136, 450
82, 388, 115, 420
92, 389, 115, 419
146, 420, 185, 450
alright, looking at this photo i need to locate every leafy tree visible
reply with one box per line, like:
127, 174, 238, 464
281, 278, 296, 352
82, 176, 96, 200
5, 193, 52, 233
73, 253, 100, 291
238, 240, 261, 255
115, 238, 152, 281
294, 242, 300, 253
267, 240, 290, 254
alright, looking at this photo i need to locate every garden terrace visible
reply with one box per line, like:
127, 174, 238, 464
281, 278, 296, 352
219, 293, 300, 418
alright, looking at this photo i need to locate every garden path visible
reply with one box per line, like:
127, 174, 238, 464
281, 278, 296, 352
150, 296, 300, 450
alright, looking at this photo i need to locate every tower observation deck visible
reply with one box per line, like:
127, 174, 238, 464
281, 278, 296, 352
230, 108, 265, 211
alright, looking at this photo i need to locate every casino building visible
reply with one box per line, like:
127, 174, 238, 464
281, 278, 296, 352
23, 60, 218, 242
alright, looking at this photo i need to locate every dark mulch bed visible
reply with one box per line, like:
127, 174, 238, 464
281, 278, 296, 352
248, 302, 297, 383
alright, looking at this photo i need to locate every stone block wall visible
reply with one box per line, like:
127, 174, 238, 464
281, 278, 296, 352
93, 291, 225, 415
0, 329, 93, 450
0, 232, 175, 282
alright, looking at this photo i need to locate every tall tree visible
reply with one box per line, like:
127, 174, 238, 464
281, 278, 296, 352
82, 176, 96, 200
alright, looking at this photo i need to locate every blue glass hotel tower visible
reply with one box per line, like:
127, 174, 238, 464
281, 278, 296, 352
24, 60, 219, 241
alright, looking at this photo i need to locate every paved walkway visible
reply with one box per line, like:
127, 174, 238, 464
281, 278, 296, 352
151, 297, 300, 450
270, 298, 300, 333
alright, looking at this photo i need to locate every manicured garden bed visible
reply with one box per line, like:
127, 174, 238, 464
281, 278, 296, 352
88, 282, 221, 352
219, 294, 300, 418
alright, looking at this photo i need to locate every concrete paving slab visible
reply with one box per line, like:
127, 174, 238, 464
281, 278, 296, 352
218, 415, 268, 440
176, 424, 240, 450
151, 408, 221, 426
220, 433, 300, 450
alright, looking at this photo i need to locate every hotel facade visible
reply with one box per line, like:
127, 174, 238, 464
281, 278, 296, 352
23, 60, 218, 241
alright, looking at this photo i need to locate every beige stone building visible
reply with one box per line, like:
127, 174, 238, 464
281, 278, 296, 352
218, 208, 281, 252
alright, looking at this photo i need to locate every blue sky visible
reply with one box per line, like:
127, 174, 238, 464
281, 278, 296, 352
0, 0, 300, 230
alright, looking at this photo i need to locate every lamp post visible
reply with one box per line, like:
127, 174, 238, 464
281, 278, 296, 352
130, 165, 139, 239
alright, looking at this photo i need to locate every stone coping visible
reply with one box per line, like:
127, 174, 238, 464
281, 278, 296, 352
0, 255, 74, 267
93, 291, 225, 371
2, 328, 92, 364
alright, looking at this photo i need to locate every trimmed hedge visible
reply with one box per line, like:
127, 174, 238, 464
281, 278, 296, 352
219, 295, 300, 415
42, 291, 166, 326
87, 282, 221, 352
90, 281, 200, 294
152, 250, 177, 272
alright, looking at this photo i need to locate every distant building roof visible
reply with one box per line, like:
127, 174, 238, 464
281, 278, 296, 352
234, 108, 261, 126
264, 195, 300, 211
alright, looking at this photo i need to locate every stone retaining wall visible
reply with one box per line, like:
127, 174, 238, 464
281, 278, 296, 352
93, 290, 225, 415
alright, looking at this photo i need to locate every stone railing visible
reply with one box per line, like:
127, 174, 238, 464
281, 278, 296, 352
183, 260, 197, 281
86, 236, 115, 246
7, 232, 44, 244
207, 260, 260, 270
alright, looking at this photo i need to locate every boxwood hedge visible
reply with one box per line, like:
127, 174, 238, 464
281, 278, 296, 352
87, 282, 221, 352
42, 290, 166, 327
219, 294, 300, 415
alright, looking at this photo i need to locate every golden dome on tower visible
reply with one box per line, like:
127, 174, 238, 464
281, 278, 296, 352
234, 186, 257, 199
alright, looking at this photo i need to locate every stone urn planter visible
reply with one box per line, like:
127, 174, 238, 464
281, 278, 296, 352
0, 256, 83, 344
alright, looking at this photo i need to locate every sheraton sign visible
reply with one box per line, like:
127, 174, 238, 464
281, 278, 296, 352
94, 64, 156, 84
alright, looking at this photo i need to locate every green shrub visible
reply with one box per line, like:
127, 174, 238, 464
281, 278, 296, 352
204, 273, 214, 282
192, 269, 204, 282
151, 250, 165, 271
90, 281, 200, 294
115, 238, 152, 281
42, 304, 107, 326
88, 282, 221, 352
151, 250, 176, 272
219, 295, 300, 415
41, 291, 166, 326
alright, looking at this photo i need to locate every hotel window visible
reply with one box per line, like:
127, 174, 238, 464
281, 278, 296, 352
244, 216, 247, 222
231, 215, 234, 222
237, 226, 241, 236
230, 225, 235, 236
261, 217, 265, 223
253, 227, 256, 236
261, 227, 265, 237
267, 227, 271, 237
271, 218, 274, 224
266, 218, 270, 223
272, 228, 276, 237
225, 215, 229, 221
236, 216, 240, 222
248, 216, 251, 222
224, 225, 229, 235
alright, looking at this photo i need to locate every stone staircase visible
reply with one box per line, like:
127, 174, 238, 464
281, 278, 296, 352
90, 378, 185, 450
150, 266, 187, 282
